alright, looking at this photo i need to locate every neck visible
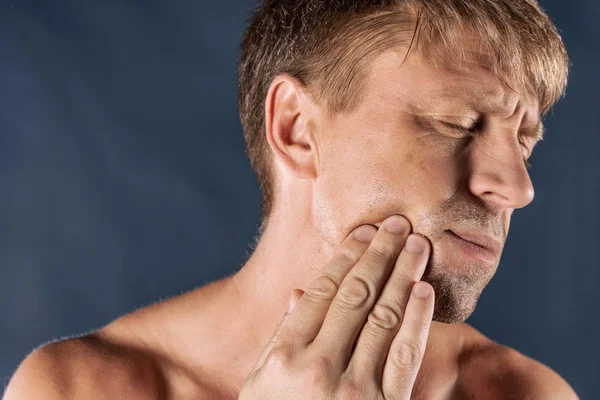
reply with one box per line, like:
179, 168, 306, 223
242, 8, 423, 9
188, 207, 465, 398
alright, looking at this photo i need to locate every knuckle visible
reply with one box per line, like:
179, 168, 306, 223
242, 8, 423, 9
337, 245, 363, 265
391, 340, 423, 370
367, 241, 396, 264
368, 303, 403, 331
338, 276, 371, 307
305, 355, 334, 388
306, 275, 339, 300
340, 378, 369, 400
266, 346, 293, 369
402, 251, 425, 272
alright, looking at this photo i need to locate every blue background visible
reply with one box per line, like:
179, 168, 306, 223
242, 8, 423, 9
1, 0, 598, 397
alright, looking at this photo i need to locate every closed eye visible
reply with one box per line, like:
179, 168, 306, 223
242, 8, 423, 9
439, 121, 476, 135
440, 120, 534, 169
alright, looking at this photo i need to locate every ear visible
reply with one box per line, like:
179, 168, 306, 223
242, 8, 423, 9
265, 74, 319, 180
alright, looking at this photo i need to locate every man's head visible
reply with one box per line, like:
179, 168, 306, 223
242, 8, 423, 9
237, 0, 569, 323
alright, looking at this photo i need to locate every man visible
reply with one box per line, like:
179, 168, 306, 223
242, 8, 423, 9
4, 0, 579, 399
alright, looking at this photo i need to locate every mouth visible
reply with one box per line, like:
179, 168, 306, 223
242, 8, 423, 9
446, 229, 502, 264
372, 221, 502, 264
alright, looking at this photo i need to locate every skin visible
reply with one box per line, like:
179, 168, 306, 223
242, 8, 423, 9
3, 47, 579, 399
239, 217, 436, 399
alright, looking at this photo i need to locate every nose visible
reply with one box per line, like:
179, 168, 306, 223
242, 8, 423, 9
467, 135, 535, 211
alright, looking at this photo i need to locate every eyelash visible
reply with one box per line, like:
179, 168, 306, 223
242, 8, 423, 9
440, 121, 476, 136
441, 122, 533, 169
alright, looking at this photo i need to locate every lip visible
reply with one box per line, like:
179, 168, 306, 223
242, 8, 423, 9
372, 222, 502, 262
449, 230, 502, 253
447, 229, 502, 264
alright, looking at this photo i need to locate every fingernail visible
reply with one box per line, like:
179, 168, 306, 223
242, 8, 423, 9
382, 216, 408, 234
413, 282, 431, 299
406, 234, 426, 253
353, 225, 377, 242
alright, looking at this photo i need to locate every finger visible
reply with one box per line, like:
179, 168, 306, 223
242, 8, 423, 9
346, 234, 431, 383
309, 215, 412, 370
249, 289, 304, 376
382, 281, 435, 398
277, 225, 377, 351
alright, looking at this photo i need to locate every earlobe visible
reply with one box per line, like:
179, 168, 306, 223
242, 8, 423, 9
265, 75, 318, 180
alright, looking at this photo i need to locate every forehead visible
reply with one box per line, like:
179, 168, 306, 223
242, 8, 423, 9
366, 48, 541, 119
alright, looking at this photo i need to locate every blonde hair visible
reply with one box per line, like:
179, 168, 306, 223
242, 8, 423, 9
238, 0, 569, 233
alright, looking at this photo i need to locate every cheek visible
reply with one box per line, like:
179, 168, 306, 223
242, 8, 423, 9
410, 144, 463, 200
313, 135, 417, 244
312, 137, 397, 245
314, 133, 457, 245
363, 133, 461, 207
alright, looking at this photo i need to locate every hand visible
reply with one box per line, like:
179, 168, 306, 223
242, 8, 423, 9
239, 215, 434, 399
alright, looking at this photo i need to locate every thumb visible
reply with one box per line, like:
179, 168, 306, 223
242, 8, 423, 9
247, 289, 304, 377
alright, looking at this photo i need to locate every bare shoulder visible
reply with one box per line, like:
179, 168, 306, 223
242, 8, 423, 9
455, 329, 579, 400
4, 284, 226, 400
3, 332, 166, 400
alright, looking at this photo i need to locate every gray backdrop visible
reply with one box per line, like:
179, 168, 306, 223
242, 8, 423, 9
1, 0, 598, 398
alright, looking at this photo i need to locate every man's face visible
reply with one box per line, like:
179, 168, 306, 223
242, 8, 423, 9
312, 48, 541, 323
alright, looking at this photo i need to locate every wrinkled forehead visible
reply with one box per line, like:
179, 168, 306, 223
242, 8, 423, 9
373, 46, 540, 118
419, 26, 539, 102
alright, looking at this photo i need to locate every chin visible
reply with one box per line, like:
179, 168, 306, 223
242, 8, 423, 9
429, 279, 481, 324
418, 231, 499, 324
422, 257, 494, 324
372, 219, 499, 324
